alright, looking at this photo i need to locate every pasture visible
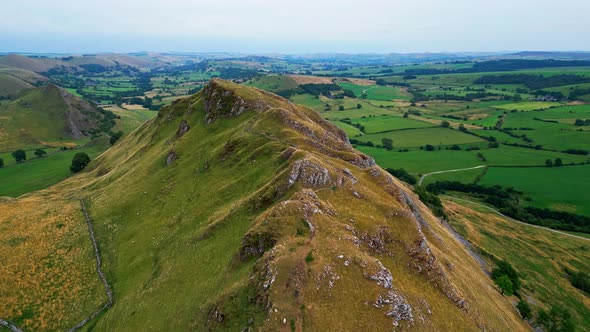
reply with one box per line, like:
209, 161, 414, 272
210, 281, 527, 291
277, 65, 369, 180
358, 127, 485, 148
480, 165, 590, 216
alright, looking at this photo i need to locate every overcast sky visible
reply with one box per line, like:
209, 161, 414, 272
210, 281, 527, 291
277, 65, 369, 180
1, 0, 588, 53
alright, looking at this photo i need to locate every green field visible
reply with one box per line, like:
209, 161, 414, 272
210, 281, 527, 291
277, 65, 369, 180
349, 115, 434, 134
245, 75, 298, 92
357, 144, 588, 175
110, 107, 157, 133
0, 142, 107, 197
493, 101, 561, 111
480, 165, 590, 216
358, 127, 485, 148
337, 82, 411, 101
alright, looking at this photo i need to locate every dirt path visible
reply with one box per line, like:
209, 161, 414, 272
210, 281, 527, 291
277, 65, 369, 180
418, 165, 486, 186
66, 199, 113, 332
445, 196, 590, 242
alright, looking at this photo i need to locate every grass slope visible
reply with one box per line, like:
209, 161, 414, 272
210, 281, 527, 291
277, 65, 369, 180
445, 198, 590, 330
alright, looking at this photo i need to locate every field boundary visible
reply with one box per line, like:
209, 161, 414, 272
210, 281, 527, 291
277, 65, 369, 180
66, 199, 113, 332
0, 319, 23, 332
445, 196, 590, 242
418, 165, 487, 186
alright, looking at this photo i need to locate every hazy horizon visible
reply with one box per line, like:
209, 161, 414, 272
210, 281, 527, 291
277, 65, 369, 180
2, 0, 589, 53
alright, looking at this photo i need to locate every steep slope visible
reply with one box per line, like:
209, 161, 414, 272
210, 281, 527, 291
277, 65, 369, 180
0, 79, 528, 331
0, 84, 114, 150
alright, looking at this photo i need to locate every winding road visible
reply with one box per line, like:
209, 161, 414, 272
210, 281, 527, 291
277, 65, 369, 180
417, 165, 487, 186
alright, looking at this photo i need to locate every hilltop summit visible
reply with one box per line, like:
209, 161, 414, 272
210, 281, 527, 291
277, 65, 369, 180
0, 79, 528, 331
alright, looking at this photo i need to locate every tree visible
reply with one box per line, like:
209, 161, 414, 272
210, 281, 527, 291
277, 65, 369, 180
0, 158, 4, 168
338, 105, 344, 111
11, 149, 26, 163
488, 141, 500, 148
545, 159, 553, 167
554, 158, 563, 167
492, 260, 521, 292
441, 120, 451, 128
513, 94, 522, 102
574, 119, 585, 126
495, 275, 513, 295
34, 149, 47, 158
381, 138, 394, 151
70, 153, 91, 173
385, 168, 417, 185
458, 124, 467, 132
450, 144, 462, 150
538, 305, 574, 332
110, 131, 124, 145
516, 300, 532, 320
356, 103, 362, 109
424, 144, 435, 151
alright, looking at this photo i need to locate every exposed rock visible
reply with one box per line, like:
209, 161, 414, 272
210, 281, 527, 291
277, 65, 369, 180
316, 264, 340, 291
176, 119, 190, 137
367, 260, 394, 289
202, 79, 273, 124
350, 154, 376, 168
287, 158, 331, 188
239, 232, 277, 261
166, 151, 177, 165
207, 307, 225, 324
361, 227, 393, 254
383, 292, 414, 327
342, 168, 358, 184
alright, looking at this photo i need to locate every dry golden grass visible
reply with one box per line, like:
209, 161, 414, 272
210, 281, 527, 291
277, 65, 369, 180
0, 195, 104, 331
121, 103, 148, 110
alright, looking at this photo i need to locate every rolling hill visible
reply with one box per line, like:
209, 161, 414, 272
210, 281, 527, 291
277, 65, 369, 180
0, 64, 48, 99
0, 79, 528, 331
0, 54, 79, 73
0, 83, 115, 151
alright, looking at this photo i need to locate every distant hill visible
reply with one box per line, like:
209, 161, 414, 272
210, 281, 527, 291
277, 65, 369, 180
0, 79, 528, 331
0, 64, 48, 98
0, 54, 80, 73
0, 84, 115, 151
502, 51, 590, 60
0, 53, 171, 74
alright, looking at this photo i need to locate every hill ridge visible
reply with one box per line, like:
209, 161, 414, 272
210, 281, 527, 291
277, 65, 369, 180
0, 79, 529, 331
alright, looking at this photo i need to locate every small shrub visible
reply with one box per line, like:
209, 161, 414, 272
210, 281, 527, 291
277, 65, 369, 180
305, 251, 314, 263
516, 300, 532, 320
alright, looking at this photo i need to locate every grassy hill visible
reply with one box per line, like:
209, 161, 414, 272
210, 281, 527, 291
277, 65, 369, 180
0, 84, 115, 151
0, 79, 528, 331
0, 64, 48, 98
